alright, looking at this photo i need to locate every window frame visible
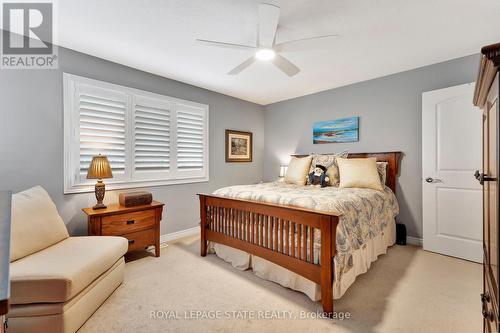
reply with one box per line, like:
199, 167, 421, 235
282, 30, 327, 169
63, 73, 209, 194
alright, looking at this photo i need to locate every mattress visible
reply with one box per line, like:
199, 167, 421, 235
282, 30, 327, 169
209, 181, 399, 300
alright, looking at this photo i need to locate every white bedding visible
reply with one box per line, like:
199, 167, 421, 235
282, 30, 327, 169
209, 181, 399, 300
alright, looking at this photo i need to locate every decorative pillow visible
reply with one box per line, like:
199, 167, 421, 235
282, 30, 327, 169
377, 162, 388, 185
308, 151, 349, 186
10, 186, 69, 262
337, 157, 384, 191
285, 156, 312, 185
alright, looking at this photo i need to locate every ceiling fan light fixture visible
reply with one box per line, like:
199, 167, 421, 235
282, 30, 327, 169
255, 48, 276, 61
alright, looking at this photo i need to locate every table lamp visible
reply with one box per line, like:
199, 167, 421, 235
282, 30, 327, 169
279, 164, 288, 180
86, 154, 113, 209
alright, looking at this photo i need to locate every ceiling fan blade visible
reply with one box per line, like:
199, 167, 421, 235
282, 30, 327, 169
258, 3, 280, 48
272, 54, 300, 77
274, 34, 339, 52
228, 57, 256, 75
196, 39, 256, 50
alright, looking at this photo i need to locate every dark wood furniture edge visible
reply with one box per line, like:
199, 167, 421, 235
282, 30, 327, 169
0, 300, 8, 317
481, 43, 500, 56
225, 129, 253, 163
82, 201, 164, 217
478, 41, 500, 332
0, 192, 12, 318
153, 206, 163, 257
474, 42, 500, 108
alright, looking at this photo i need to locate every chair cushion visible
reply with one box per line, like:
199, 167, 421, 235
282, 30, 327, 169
10, 186, 69, 262
10, 236, 128, 304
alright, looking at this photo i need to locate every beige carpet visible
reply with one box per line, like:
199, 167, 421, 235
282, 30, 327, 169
79, 236, 482, 333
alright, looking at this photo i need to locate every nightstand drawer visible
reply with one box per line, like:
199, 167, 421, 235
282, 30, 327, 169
123, 228, 156, 252
102, 209, 156, 235
83, 201, 164, 257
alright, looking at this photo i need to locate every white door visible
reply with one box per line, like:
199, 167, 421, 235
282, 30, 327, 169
422, 83, 482, 263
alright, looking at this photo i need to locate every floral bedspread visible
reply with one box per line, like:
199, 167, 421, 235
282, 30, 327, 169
212, 181, 399, 283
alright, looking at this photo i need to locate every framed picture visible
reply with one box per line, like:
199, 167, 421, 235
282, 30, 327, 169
225, 130, 253, 162
313, 116, 359, 144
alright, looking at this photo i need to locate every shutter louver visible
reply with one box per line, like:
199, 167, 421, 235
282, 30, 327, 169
177, 108, 205, 170
134, 99, 170, 173
64, 74, 209, 194
78, 92, 127, 175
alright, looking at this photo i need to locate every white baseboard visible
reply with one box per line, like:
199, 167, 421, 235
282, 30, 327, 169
406, 236, 423, 246
160, 226, 199, 244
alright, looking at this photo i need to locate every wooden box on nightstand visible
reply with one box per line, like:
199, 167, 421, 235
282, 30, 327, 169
82, 201, 164, 257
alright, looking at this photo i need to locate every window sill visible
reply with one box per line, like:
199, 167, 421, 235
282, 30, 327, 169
64, 176, 209, 194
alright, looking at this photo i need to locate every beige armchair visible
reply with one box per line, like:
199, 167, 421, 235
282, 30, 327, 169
6, 186, 128, 333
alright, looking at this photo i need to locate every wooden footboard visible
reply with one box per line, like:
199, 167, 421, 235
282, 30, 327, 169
198, 194, 339, 315
198, 152, 402, 315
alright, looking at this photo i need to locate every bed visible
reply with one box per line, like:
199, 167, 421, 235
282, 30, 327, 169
198, 152, 402, 315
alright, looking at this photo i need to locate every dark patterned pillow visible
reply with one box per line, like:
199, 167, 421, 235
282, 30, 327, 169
308, 151, 349, 186
377, 162, 388, 185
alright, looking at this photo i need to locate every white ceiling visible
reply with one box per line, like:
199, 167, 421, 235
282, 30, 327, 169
58, 0, 500, 105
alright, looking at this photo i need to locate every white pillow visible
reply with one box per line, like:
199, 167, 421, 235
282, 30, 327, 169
337, 157, 384, 191
285, 156, 312, 185
10, 186, 69, 262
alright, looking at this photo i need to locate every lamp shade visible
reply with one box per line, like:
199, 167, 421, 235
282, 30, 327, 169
86, 155, 113, 179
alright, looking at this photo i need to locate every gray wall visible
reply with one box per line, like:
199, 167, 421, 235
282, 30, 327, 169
0, 46, 264, 236
0, 44, 480, 239
263, 54, 479, 238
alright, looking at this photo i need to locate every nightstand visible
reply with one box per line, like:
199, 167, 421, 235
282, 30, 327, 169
82, 201, 164, 257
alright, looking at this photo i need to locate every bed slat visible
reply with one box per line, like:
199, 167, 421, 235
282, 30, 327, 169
199, 194, 340, 316
284, 220, 289, 255
308, 227, 311, 262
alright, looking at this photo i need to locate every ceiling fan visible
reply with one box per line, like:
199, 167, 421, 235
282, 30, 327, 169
196, 3, 338, 77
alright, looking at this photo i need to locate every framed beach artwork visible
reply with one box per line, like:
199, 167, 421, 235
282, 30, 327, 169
313, 116, 359, 144
225, 130, 253, 162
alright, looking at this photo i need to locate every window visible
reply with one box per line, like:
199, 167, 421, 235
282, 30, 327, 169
63, 73, 209, 193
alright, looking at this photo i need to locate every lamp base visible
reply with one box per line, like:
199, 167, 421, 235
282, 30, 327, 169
93, 180, 107, 210
92, 202, 107, 210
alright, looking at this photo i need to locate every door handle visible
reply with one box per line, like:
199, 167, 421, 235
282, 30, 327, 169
474, 170, 496, 185
425, 177, 442, 183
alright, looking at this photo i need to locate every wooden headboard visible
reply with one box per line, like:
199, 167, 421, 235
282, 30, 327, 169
292, 151, 403, 194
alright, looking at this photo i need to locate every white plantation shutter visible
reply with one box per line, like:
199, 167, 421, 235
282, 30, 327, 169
77, 84, 127, 181
133, 95, 171, 179
177, 104, 207, 173
64, 74, 209, 193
